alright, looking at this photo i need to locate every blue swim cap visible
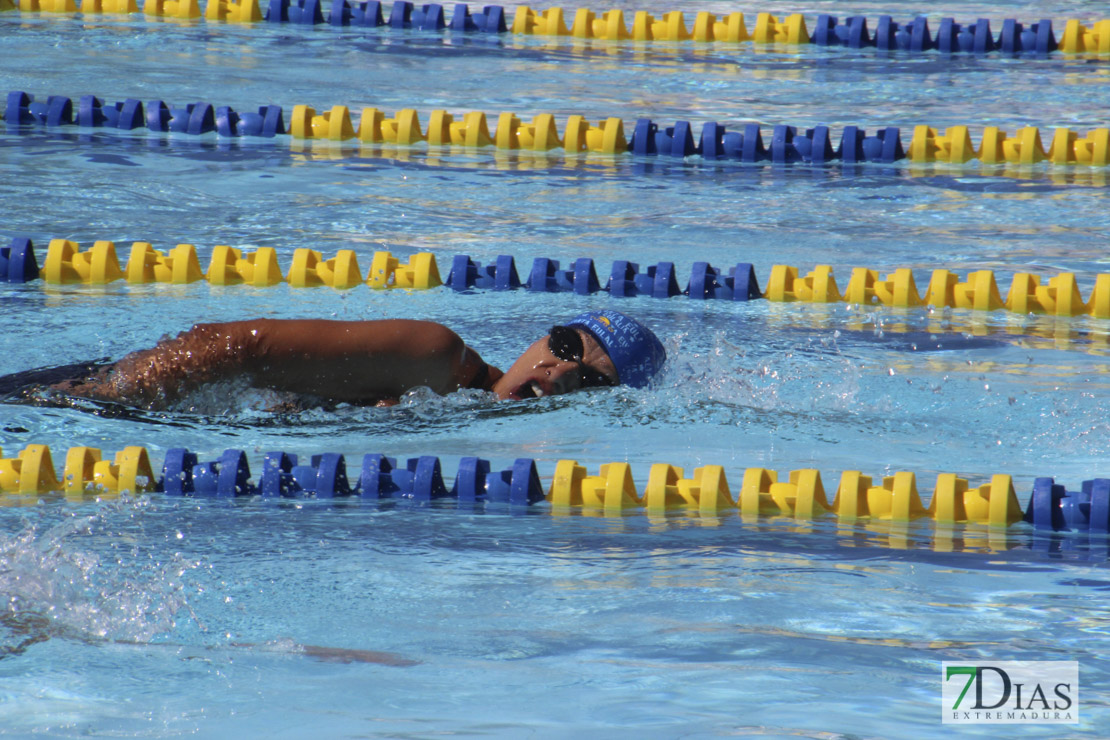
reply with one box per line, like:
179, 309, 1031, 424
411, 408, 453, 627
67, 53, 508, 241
566, 310, 666, 388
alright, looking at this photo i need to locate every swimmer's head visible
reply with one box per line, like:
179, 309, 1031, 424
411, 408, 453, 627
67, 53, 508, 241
564, 310, 667, 389
491, 310, 666, 400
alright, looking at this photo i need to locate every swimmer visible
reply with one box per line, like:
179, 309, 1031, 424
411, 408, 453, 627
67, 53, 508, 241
0, 309, 665, 410
0, 611, 417, 666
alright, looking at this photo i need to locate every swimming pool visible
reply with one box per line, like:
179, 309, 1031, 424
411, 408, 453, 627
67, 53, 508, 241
2, 0, 1109, 735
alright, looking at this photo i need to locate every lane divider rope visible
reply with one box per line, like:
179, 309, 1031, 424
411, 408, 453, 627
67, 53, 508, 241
5, 237, 1110, 321
6, 91, 1109, 167
0, 443, 1105, 533
2, 1, 1108, 56
0, 237, 444, 289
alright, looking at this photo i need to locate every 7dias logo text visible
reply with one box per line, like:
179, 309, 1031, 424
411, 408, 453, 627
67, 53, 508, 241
942, 661, 1079, 724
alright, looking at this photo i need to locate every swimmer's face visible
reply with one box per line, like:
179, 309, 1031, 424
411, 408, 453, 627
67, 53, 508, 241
491, 326, 619, 401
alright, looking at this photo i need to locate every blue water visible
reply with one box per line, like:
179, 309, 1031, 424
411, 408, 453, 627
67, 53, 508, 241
2, 2, 1110, 737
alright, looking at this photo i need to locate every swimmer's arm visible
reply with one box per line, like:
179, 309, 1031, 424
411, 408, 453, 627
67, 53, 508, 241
247, 319, 498, 400
67, 321, 265, 405
66, 319, 500, 405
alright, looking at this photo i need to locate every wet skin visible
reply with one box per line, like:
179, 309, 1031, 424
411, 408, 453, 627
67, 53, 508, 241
490, 328, 618, 401
47, 319, 618, 409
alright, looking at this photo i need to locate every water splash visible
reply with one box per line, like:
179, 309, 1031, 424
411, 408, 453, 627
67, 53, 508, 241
0, 498, 199, 654
656, 328, 865, 417
396, 385, 498, 415
167, 378, 500, 423
168, 375, 307, 416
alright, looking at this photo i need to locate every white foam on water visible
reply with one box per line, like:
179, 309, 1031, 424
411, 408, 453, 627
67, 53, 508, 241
1, 497, 200, 647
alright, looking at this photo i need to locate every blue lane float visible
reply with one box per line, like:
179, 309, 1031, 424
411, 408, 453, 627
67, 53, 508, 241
328, 0, 384, 26
609, 260, 681, 299
687, 262, 761, 300
801, 14, 1058, 54
76, 95, 146, 130
524, 257, 600, 294
6, 91, 286, 138
447, 3, 507, 32
216, 105, 286, 137
0, 237, 39, 283
266, 0, 327, 24
5, 92, 76, 127
145, 101, 217, 135
441, 251, 752, 300
162, 448, 546, 504
1023, 477, 1110, 533
447, 254, 523, 291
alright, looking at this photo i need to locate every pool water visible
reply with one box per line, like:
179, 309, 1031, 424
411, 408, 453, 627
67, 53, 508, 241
2, 1, 1109, 736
